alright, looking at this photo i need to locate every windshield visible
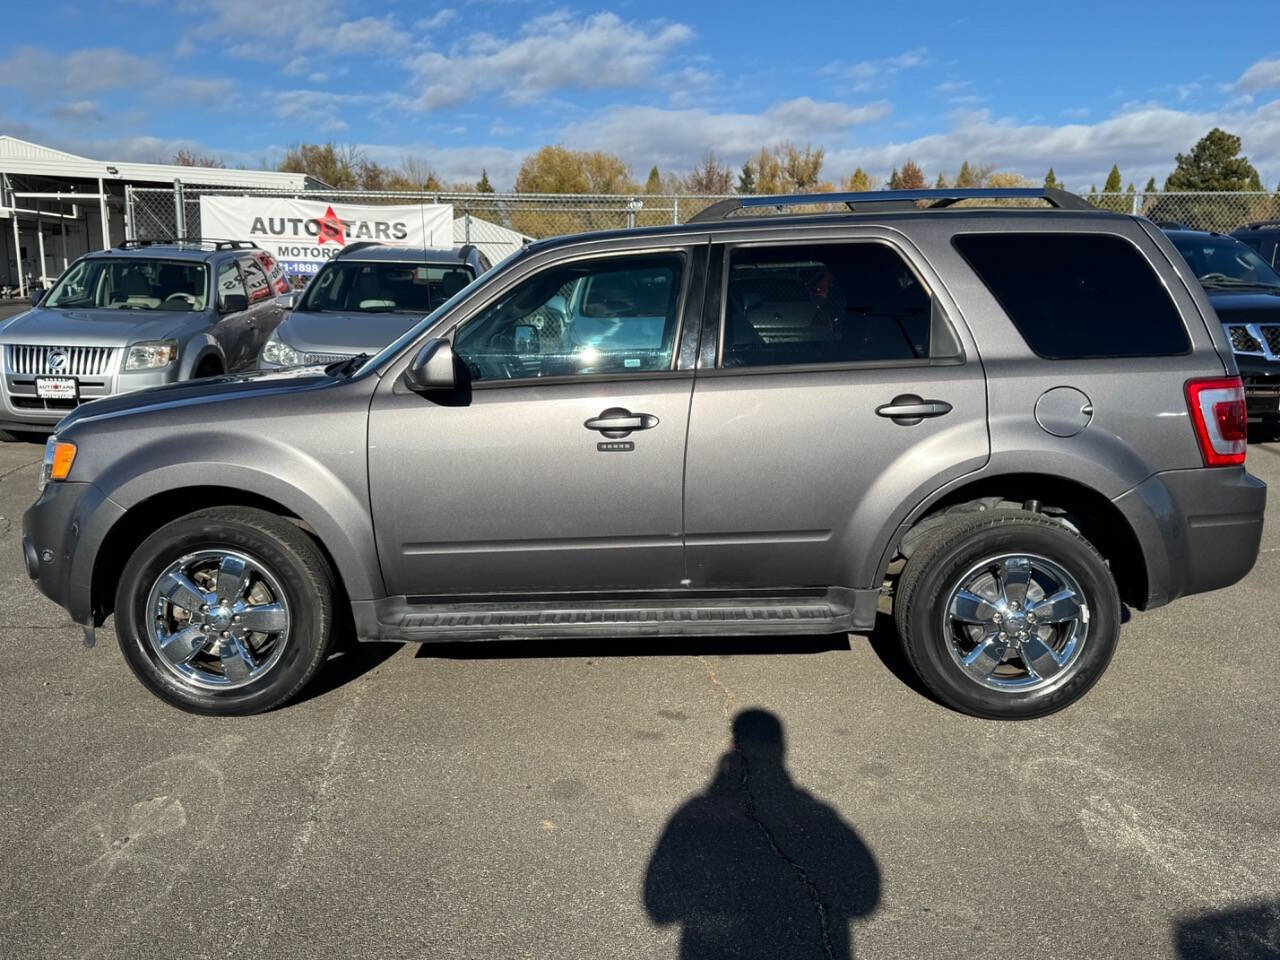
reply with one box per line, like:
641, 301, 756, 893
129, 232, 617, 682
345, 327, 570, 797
45, 258, 209, 310
356, 249, 523, 378
298, 260, 475, 315
1170, 234, 1280, 289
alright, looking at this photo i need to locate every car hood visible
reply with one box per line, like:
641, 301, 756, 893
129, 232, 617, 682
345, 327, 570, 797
277, 310, 422, 356
1205, 289, 1280, 325
55, 365, 335, 434
0, 306, 197, 345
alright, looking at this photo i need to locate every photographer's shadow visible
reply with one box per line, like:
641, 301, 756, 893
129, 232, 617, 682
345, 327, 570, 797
644, 709, 880, 959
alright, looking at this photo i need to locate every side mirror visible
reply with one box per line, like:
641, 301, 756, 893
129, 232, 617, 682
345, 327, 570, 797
276, 292, 297, 310
220, 293, 248, 314
30, 287, 44, 307
403, 338, 457, 392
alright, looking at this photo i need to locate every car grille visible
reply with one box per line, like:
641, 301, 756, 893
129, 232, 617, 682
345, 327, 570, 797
1227, 325, 1263, 353
5, 344, 116, 376
1264, 326, 1280, 355
303, 351, 355, 365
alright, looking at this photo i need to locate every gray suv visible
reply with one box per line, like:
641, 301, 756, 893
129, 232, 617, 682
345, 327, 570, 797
0, 239, 291, 437
21, 188, 1266, 719
259, 243, 490, 369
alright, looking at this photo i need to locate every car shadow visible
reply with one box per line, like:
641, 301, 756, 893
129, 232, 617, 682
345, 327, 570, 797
414, 631, 852, 661
644, 708, 881, 958
1173, 899, 1280, 959
290, 633, 402, 706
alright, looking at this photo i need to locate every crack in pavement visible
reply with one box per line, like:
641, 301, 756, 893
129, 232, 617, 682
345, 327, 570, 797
694, 655, 837, 960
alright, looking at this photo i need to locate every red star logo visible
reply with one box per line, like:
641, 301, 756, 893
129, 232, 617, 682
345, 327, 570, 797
315, 205, 346, 245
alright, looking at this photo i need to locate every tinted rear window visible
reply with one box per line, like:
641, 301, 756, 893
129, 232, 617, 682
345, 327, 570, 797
953, 233, 1189, 359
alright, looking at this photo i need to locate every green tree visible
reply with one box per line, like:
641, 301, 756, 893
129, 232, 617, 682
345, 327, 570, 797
1103, 164, 1122, 192
899, 158, 926, 189
1044, 167, 1060, 190
887, 167, 903, 189
737, 162, 756, 194
935, 172, 948, 188
1165, 128, 1264, 191
475, 169, 494, 193
645, 165, 662, 194
1143, 176, 1157, 193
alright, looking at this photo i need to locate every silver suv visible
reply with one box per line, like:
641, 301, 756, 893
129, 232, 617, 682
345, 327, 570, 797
0, 239, 291, 437
21, 188, 1267, 719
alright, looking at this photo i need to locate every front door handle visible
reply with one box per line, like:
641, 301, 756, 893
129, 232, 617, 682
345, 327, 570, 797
875, 394, 953, 425
585, 407, 659, 438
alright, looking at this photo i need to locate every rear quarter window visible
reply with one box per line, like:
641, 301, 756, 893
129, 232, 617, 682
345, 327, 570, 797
952, 233, 1190, 359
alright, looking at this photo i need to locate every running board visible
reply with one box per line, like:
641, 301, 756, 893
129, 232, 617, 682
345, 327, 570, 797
352, 589, 879, 643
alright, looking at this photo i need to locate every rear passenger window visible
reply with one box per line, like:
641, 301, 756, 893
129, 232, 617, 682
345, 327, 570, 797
953, 233, 1189, 359
722, 242, 945, 368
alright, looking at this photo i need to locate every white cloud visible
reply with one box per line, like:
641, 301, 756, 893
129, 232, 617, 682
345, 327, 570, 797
826, 48, 931, 90
408, 12, 693, 109
559, 97, 890, 170
416, 9, 457, 31
50, 100, 104, 123
359, 142, 525, 190
824, 99, 1280, 191
173, 0, 411, 60
0, 46, 154, 98
1235, 59, 1280, 93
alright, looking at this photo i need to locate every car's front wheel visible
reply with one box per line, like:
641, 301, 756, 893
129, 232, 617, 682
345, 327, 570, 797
115, 506, 336, 715
894, 509, 1120, 719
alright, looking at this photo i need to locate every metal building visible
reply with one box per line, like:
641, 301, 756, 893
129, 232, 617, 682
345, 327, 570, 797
0, 136, 321, 297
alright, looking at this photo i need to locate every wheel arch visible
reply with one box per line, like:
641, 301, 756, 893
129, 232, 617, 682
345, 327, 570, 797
881, 471, 1149, 609
88, 483, 373, 625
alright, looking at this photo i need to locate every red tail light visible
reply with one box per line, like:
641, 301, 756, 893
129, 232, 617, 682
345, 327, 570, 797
1185, 377, 1247, 467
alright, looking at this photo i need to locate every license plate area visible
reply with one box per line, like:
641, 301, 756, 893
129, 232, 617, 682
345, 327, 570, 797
35, 376, 78, 400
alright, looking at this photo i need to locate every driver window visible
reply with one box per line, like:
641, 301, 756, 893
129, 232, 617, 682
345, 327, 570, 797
453, 253, 684, 382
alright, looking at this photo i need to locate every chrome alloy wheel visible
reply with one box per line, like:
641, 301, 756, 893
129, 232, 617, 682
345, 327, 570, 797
942, 553, 1089, 692
145, 549, 291, 690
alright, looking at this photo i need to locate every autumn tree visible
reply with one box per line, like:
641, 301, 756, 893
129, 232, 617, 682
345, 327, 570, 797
171, 148, 225, 168
1044, 168, 1061, 190
278, 142, 363, 187
953, 161, 994, 188
899, 158, 926, 189
514, 146, 635, 195
685, 151, 734, 194
844, 168, 872, 191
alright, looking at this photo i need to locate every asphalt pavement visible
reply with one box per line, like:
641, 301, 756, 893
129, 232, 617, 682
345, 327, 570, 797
1, 431, 1278, 960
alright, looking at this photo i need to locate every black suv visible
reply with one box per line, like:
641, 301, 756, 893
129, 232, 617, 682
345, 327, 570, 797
1164, 228, 1280, 424
1232, 220, 1280, 270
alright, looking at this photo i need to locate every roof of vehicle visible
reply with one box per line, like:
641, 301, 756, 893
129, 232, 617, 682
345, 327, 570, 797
85, 238, 261, 262
1233, 220, 1280, 233
518, 190, 1130, 259
333, 242, 483, 264
1162, 228, 1240, 241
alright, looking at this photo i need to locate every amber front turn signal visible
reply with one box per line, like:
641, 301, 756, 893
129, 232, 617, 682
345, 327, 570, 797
49, 441, 76, 480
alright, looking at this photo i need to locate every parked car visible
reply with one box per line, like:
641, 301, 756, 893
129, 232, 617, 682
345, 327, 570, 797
1164, 228, 1280, 425
260, 243, 490, 369
1231, 220, 1280, 269
22, 188, 1265, 719
0, 239, 291, 439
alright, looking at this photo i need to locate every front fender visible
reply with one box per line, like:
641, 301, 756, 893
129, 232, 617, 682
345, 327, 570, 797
84, 428, 382, 602
176, 333, 223, 379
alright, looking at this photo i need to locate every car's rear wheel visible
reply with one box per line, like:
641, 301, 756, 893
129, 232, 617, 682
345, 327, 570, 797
115, 506, 336, 715
893, 509, 1120, 719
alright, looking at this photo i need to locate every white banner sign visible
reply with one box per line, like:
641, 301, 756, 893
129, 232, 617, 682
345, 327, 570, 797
199, 196, 454, 277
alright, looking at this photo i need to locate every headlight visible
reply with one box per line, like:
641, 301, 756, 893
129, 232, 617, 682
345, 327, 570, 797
261, 335, 301, 368
38, 437, 76, 491
124, 340, 178, 370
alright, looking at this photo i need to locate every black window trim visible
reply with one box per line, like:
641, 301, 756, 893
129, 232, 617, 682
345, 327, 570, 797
951, 229, 1193, 361
710, 236, 966, 374
445, 245, 698, 390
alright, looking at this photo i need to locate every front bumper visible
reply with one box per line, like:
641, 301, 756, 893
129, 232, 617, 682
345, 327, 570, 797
1114, 466, 1266, 608
1, 360, 177, 429
21, 480, 124, 626
1235, 355, 1280, 420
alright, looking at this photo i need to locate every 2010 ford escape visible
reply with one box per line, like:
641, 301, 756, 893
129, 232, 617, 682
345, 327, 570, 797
21, 188, 1267, 719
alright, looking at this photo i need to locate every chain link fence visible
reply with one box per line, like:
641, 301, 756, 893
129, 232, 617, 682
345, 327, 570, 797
126, 185, 1280, 249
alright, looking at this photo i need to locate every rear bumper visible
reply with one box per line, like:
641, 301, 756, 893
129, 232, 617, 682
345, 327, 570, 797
21, 480, 124, 625
1114, 466, 1266, 608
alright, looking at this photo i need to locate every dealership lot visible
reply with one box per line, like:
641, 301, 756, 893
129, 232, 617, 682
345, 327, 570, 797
0, 430, 1277, 959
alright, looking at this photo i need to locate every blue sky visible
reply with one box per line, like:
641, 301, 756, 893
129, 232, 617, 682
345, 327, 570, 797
2, 0, 1279, 190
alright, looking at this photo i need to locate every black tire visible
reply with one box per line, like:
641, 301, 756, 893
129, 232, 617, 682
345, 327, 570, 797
893, 509, 1120, 720
115, 506, 336, 715
193, 359, 223, 379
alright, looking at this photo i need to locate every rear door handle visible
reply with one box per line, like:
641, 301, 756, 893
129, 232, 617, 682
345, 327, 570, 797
585, 407, 659, 438
875, 394, 953, 425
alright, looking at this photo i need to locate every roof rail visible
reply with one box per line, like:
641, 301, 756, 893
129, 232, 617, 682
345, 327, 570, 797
687, 187, 1096, 223
115, 237, 259, 251
1238, 220, 1280, 231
